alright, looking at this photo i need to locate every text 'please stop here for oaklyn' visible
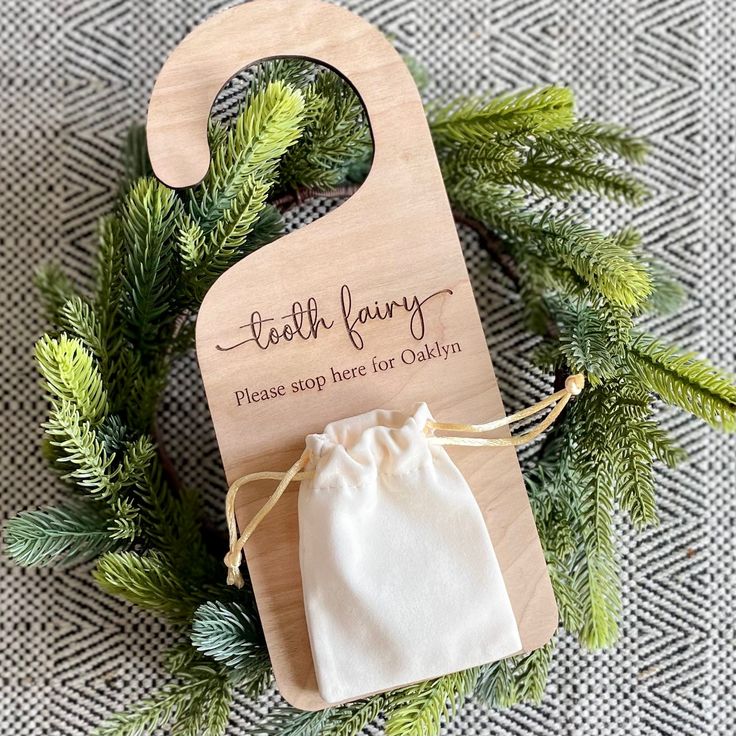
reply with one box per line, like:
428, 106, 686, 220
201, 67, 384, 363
215, 283, 464, 408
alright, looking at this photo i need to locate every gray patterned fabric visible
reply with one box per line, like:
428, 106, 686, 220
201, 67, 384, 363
1, 1, 734, 734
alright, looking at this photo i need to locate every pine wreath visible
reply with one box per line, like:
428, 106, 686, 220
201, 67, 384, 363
5, 57, 736, 736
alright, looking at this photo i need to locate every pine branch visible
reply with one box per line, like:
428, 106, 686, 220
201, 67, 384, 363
179, 82, 304, 300
198, 176, 270, 275
572, 544, 620, 649
511, 641, 554, 703
176, 205, 284, 306
550, 295, 629, 381
474, 658, 517, 709
529, 390, 624, 649
43, 399, 154, 508
522, 213, 651, 309
4, 502, 121, 567
36, 334, 108, 423
628, 334, 736, 430
566, 388, 623, 648
525, 447, 583, 633
384, 669, 478, 736
107, 497, 141, 541
280, 71, 371, 190
512, 155, 648, 204
45, 401, 118, 497
257, 708, 333, 736
449, 188, 652, 309
475, 643, 553, 708
94, 660, 231, 736
58, 296, 120, 380
604, 385, 675, 528
136, 464, 218, 584
533, 120, 649, 165
440, 140, 522, 184
120, 353, 169, 433
120, 178, 181, 359
94, 551, 201, 623
95, 216, 125, 329
430, 86, 575, 146
191, 81, 305, 233
191, 601, 271, 695
35, 263, 78, 324
258, 699, 386, 736
325, 697, 385, 736
95, 684, 184, 736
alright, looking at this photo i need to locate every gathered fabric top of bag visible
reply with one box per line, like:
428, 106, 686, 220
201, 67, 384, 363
304, 404, 435, 489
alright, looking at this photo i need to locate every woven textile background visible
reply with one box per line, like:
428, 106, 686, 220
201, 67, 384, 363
1, 1, 734, 734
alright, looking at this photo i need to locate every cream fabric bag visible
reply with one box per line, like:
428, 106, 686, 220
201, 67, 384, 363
298, 403, 522, 704
224, 377, 583, 704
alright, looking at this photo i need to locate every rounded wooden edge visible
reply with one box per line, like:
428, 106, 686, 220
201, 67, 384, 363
146, 0, 422, 189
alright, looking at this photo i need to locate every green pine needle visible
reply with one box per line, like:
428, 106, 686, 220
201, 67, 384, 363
325, 697, 385, 736
36, 334, 108, 423
573, 545, 620, 649
533, 120, 649, 165
430, 86, 575, 145
94, 661, 231, 736
35, 263, 78, 324
384, 669, 478, 736
628, 334, 736, 430
475, 644, 553, 708
206, 176, 271, 269
513, 155, 648, 205
258, 708, 333, 736
180, 81, 304, 300
59, 296, 107, 359
474, 658, 518, 709
95, 216, 125, 322
280, 71, 372, 190
191, 601, 271, 694
4, 502, 121, 567
451, 189, 652, 309
192, 80, 305, 233
94, 551, 201, 623
120, 178, 181, 358
551, 296, 629, 381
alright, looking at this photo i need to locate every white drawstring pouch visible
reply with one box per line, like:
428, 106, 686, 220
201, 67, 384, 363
298, 403, 522, 704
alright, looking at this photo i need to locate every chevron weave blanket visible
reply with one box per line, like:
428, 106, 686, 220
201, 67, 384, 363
1, 1, 734, 734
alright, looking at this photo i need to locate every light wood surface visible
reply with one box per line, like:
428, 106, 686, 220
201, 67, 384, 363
147, 0, 557, 711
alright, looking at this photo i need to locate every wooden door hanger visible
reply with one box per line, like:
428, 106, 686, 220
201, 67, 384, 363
146, 0, 557, 711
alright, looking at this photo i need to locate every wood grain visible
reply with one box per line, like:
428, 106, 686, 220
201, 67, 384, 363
147, 0, 557, 711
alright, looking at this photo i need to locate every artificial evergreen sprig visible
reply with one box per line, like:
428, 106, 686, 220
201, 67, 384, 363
628, 334, 736, 430
429, 86, 575, 143
4, 55, 735, 736
191, 600, 272, 695
4, 502, 122, 567
383, 669, 479, 736
475, 642, 553, 708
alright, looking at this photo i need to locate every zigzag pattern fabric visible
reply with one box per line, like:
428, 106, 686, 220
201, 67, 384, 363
1, 1, 734, 734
